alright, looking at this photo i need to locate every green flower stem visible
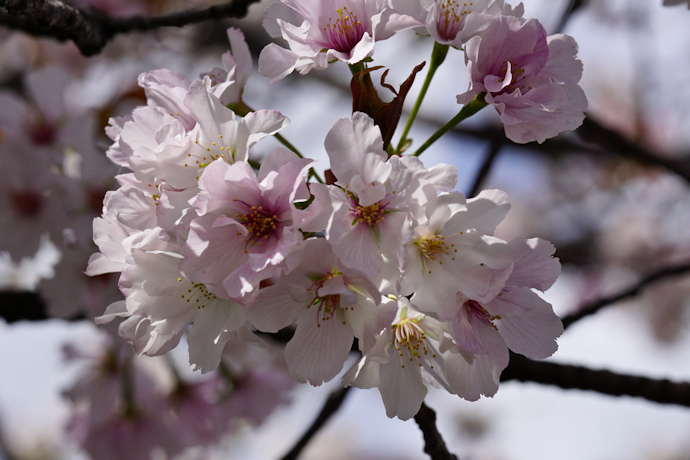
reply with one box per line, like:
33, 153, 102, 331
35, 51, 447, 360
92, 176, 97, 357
412, 94, 488, 157
395, 42, 449, 155
229, 101, 324, 184
349, 61, 366, 76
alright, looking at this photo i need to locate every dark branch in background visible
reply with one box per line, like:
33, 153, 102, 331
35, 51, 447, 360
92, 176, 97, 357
553, 0, 587, 34
0, 291, 84, 322
0, 0, 262, 56
576, 116, 690, 185
414, 403, 459, 460
280, 386, 351, 460
502, 353, 690, 407
561, 260, 690, 330
439, 117, 690, 185
466, 128, 504, 198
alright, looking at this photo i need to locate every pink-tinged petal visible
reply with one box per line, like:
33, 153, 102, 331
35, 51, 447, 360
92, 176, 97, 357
261, 155, 314, 211
410, 261, 465, 315
179, 214, 247, 293
94, 300, 128, 324
462, 189, 511, 234
449, 304, 499, 355
507, 237, 560, 291
428, 192, 467, 231
247, 281, 310, 332
138, 69, 195, 130
108, 186, 157, 231
185, 79, 237, 141
226, 27, 253, 84
86, 252, 122, 276
441, 234, 513, 303
484, 60, 513, 93
195, 160, 259, 216
188, 299, 244, 373
444, 349, 504, 401
347, 296, 397, 352
88, 214, 132, 275
119, 107, 175, 160
258, 147, 301, 182
296, 183, 334, 232
488, 287, 563, 359
325, 113, 388, 186
285, 309, 354, 385
377, 211, 413, 268
344, 327, 394, 388
371, 7, 421, 41
543, 34, 583, 84
348, 174, 387, 207
378, 349, 428, 420
494, 81, 586, 143
156, 186, 197, 233
332, 222, 383, 276
241, 109, 290, 151
343, 32, 375, 64
263, 1, 303, 38
258, 43, 300, 83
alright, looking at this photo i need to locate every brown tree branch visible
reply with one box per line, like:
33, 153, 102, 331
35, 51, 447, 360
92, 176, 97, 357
502, 352, 690, 407
414, 403, 459, 460
561, 260, 690, 330
0, 0, 262, 56
280, 386, 352, 460
466, 127, 504, 198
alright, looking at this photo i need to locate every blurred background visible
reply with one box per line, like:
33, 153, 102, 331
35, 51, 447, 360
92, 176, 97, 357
1, 0, 690, 458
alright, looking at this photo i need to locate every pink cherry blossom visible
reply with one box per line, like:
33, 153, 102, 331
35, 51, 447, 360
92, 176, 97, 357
247, 238, 395, 385
179, 149, 313, 300
443, 237, 563, 400
390, 0, 524, 46
457, 16, 587, 143
401, 190, 514, 313
258, 0, 418, 82
344, 298, 453, 419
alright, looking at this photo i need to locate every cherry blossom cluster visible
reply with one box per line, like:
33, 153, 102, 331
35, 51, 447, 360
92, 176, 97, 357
91, 0, 583, 420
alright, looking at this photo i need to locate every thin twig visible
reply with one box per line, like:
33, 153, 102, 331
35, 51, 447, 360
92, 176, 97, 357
553, 0, 586, 34
467, 128, 504, 198
415, 115, 690, 186
0, 0, 262, 56
561, 261, 690, 330
502, 352, 690, 407
280, 386, 352, 460
576, 116, 690, 185
414, 402, 459, 460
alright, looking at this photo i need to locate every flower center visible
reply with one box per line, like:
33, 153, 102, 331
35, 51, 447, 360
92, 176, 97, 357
323, 6, 365, 53
494, 60, 531, 95
306, 269, 350, 327
235, 206, 279, 250
393, 318, 434, 368
352, 201, 387, 226
435, 0, 472, 41
189, 135, 237, 178
178, 277, 218, 309
420, 234, 453, 259
464, 299, 500, 330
